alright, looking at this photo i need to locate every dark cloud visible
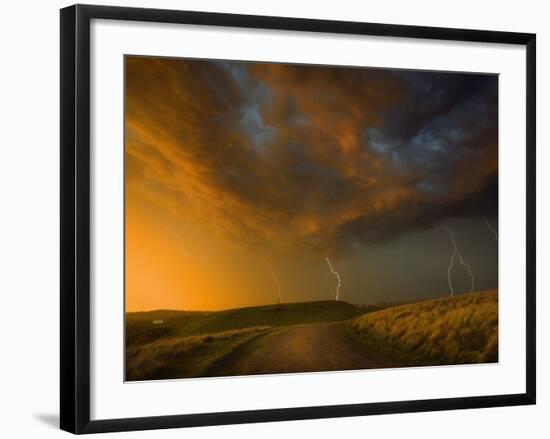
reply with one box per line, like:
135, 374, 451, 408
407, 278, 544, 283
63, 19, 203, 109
125, 56, 498, 255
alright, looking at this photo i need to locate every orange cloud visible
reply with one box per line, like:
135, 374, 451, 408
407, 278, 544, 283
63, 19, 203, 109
125, 56, 498, 256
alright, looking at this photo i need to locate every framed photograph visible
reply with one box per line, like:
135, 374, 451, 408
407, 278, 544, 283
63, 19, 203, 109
60, 4, 536, 434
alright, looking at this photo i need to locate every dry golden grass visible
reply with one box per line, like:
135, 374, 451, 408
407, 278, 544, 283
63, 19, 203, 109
351, 290, 498, 365
126, 326, 271, 380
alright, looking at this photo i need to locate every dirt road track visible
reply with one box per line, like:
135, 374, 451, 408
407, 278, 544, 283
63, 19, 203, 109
206, 321, 408, 376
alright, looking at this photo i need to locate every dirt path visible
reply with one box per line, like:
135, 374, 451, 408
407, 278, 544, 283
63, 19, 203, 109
205, 321, 409, 376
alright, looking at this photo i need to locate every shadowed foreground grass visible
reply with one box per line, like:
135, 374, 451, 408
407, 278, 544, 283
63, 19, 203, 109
126, 326, 271, 381
351, 290, 498, 365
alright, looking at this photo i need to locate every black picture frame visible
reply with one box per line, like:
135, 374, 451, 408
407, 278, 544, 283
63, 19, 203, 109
60, 4, 536, 434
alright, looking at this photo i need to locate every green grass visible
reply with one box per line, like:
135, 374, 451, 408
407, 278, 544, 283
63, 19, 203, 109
126, 326, 271, 380
126, 300, 368, 380
351, 290, 498, 365
126, 300, 366, 347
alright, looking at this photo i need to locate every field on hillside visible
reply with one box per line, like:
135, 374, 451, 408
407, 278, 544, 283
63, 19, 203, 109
126, 300, 369, 346
351, 290, 498, 365
126, 301, 370, 380
126, 291, 498, 381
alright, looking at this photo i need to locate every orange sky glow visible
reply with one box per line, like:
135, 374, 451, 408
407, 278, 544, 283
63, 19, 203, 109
125, 56, 498, 312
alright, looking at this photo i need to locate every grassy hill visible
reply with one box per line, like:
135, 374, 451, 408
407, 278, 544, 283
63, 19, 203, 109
126, 300, 369, 381
126, 292, 498, 381
351, 290, 498, 365
126, 300, 366, 347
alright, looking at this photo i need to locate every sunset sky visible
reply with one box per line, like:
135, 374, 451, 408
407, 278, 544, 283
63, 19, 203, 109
125, 56, 498, 312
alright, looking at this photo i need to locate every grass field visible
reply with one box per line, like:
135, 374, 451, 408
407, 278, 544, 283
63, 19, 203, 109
351, 290, 498, 365
126, 291, 498, 381
126, 300, 369, 380
126, 325, 272, 380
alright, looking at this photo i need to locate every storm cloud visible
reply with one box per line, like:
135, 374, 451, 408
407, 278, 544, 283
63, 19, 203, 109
125, 56, 498, 255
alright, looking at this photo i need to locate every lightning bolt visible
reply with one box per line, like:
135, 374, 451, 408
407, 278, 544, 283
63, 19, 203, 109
443, 227, 475, 296
485, 216, 498, 240
264, 259, 282, 304
176, 235, 187, 257
325, 256, 342, 301
164, 226, 188, 257
319, 260, 334, 298
323, 273, 333, 297
458, 250, 475, 294
443, 227, 457, 296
